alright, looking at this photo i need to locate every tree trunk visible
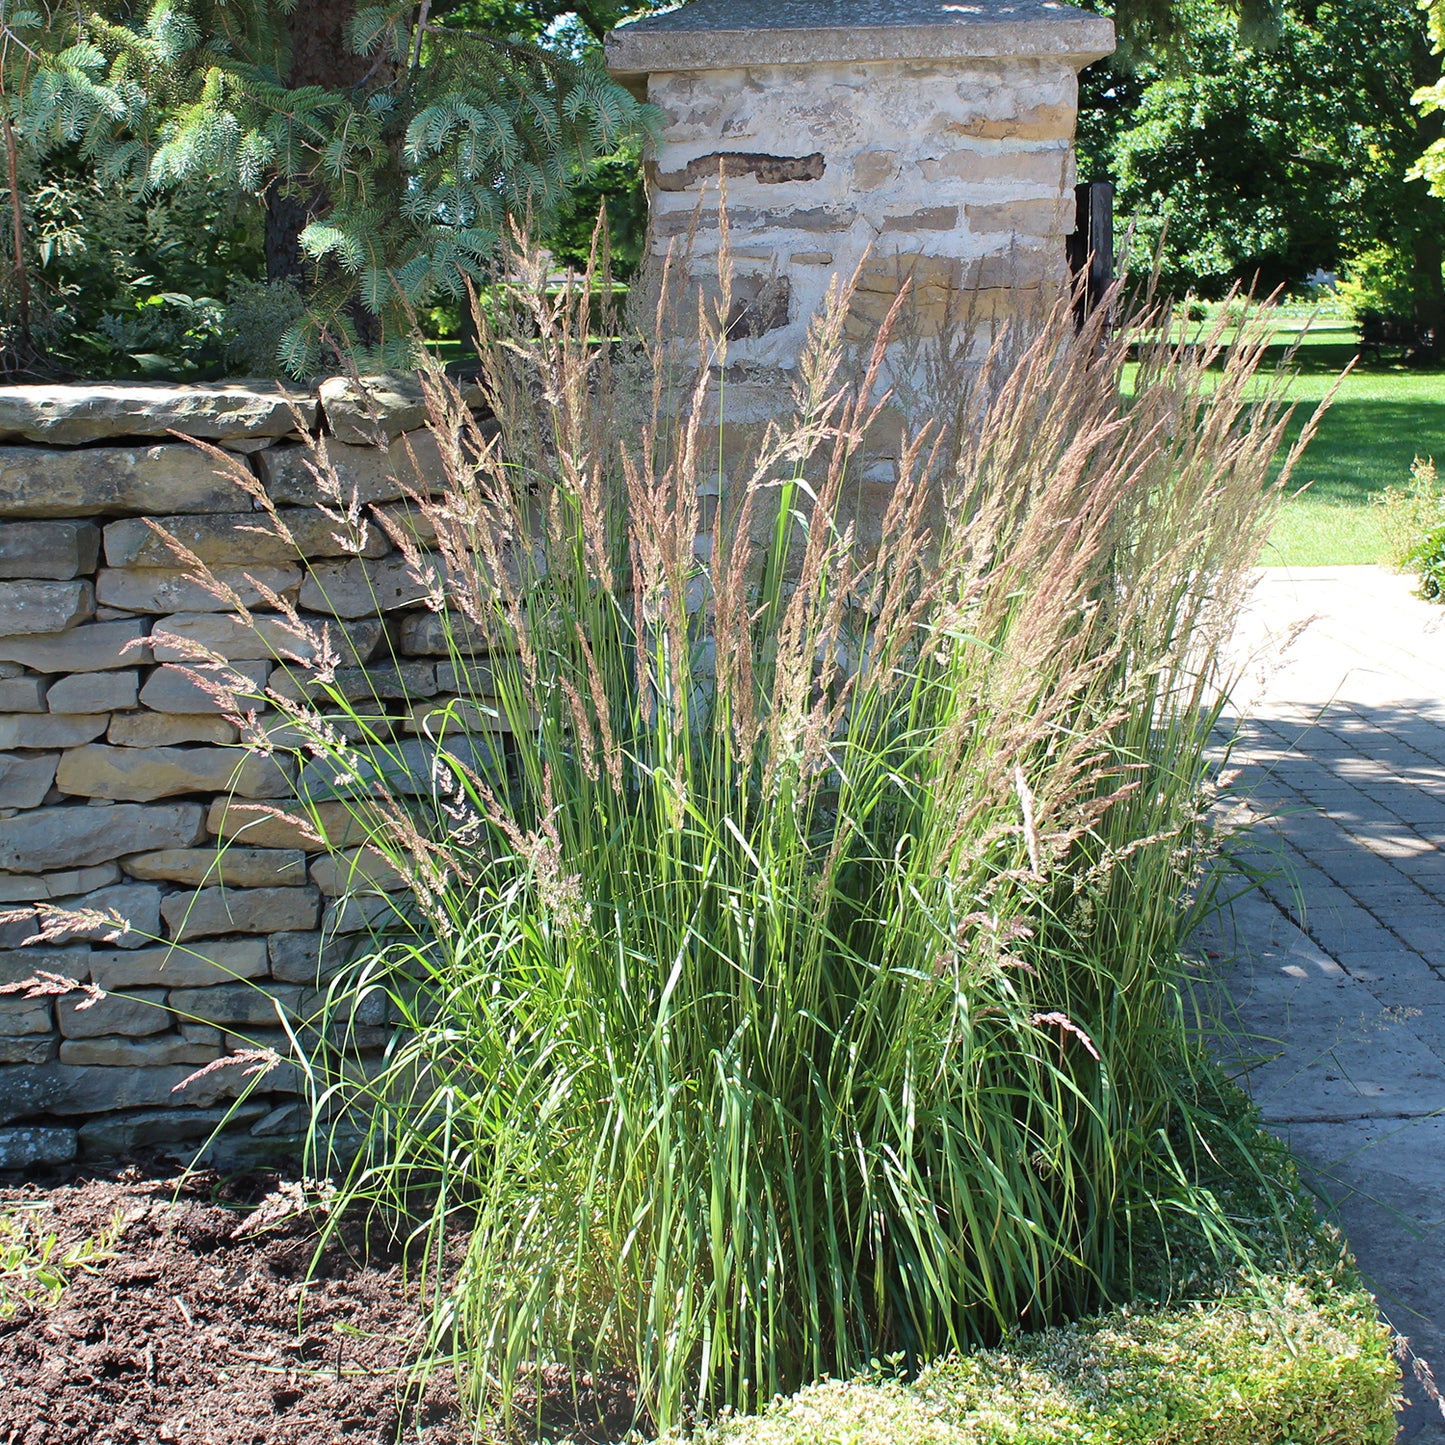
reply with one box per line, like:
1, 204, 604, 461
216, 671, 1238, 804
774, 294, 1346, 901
1409, 27, 1445, 362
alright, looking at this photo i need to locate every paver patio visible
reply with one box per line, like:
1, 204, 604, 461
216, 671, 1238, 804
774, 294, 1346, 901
1211, 565, 1445, 1441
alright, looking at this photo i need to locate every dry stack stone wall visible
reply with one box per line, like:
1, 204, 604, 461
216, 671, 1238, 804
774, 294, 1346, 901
0, 379, 478, 1171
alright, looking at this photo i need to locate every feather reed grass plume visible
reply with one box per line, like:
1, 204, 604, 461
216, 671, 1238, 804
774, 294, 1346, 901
167, 235, 1323, 1438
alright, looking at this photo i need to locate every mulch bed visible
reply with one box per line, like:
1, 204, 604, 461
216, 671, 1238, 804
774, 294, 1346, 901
0, 1163, 638, 1445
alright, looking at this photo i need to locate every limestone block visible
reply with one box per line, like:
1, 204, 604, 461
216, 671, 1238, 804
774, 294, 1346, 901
0, 714, 108, 749
0, 1060, 245, 1123
0, 753, 58, 809
0, 996, 53, 1035
0, 521, 101, 580
941, 100, 1077, 144
0, 801, 206, 872
397, 610, 498, 657
0, 1035, 58, 1064
0, 382, 314, 445
318, 373, 482, 444
656, 150, 826, 191
267, 929, 347, 983
296, 734, 501, 801
45, 670, 139, 714
0, 444, 243, 519
323, 892, 399, 935
0, 946, 90, 987
256, 428, 450, 506
205, 798, 371, 852
0, 618, 151, 673
103, 509, 390, 569
299, 556, 434, 617
76, 1102, 269, 1157
149, 612, 383, 667
0, 579, 94, 634
47, 881, 162, 949
138, 658, 272, 714
56, 743, 293, 803
180, 1022, 224, 1044
0, 863, 120, 904
108, 712, 239, 746
309, 848, 408, 897
405, 696, 519, 735
123, 847, 309, 888
59, 1034, 219, 1067
267, 659, 436, 702
89, 937, 269, 990
965, 197, 1075, 235
57, 987, 168, 1039
917, 147, 1072, 188
162, 884, 321, 941
0, 1125, 76, 1167
167, 982, 306, 1028
0, 674, 45, 711
97, 565, 301, 614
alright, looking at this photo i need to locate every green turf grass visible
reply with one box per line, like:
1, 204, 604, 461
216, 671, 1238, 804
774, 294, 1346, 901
1253, 323, 1445, 567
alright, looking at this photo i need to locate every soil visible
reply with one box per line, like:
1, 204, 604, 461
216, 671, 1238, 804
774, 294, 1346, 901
0, 1163, 636, 1445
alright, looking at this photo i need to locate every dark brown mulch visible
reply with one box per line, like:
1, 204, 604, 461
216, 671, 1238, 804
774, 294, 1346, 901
0, 1163, 640, 1445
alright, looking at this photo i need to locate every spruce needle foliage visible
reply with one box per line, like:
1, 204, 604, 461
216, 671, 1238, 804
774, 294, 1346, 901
166, 240, 1326, 1438
2, 1, 654, 372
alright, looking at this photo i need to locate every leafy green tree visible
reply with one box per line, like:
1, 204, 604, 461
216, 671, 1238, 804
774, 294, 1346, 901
1077, 0, 1445, 351
1415, 0, 1445, 196
5, 1, 653, 372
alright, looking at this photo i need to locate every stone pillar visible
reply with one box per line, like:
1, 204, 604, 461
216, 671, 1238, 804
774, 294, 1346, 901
606, 0, 1114, 388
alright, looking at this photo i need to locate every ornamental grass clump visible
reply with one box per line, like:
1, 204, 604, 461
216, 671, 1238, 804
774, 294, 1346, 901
165, 242, 1321, 1436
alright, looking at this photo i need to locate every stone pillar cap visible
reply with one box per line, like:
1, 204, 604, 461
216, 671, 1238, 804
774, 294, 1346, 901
606, 0, 1114, 75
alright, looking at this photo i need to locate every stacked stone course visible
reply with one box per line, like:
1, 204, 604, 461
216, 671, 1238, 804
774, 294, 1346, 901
0, 379, 478, 1170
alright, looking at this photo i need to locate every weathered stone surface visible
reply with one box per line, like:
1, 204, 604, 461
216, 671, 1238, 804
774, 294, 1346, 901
309, 848, 408, 897
397, 610, 500, 657
0, 996, 53, 1035
879, 205, 959, 231
267, 930, 347, 984
0, 382, 314, 445
206, 798, 371, 852
0, 674, 45, 711
405, 696, 518, 735
0, 946, 90, 987
0, 618, 151, 673
162, 885, 321, 941
657, 150, 825, 190
150, 612, 382, 667
47, 881, 162, 950
943, 101, 1077, 143
57, 987, 168, 1039
323, 893, 399, 935
298, 557, 433, 617
318, 374, 482, 444
56, 744, 293, 803
0, 863, 120, 904
296, 734, 501, 800
0, 579, 94, 634
167, 982, 306, 1028
0, 521, 101, 580
918, 147, 1073, 187
138, 658, 271, 714
0, 714, 108, 749
0, 1061, 244, 1123
965, 197, 1074, 234
123, 847, 309, 888
0, 444, 243, 518
268, 659, 435, 702
0, 801, 206, 872
851, 149, 899, 190
108, 711, 239, 746
96, 565, 301, 614
104, 509, 390, 569
89, 937, 269, 990
59, 1034, 218, 1067
77, 1102, 268, 1157
0, 1124, 76, 1167
256, 429, 451, 506
45, 669, 139, 714
0, 752, 58, 809
0, 1035, 58, 1064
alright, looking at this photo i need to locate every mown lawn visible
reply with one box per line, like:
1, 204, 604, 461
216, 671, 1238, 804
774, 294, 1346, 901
1255, 322, 1445, 567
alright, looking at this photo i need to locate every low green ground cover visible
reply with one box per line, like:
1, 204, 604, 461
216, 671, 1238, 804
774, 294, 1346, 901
1253, 322, 1445, 567
681, 1079, 1399, 1445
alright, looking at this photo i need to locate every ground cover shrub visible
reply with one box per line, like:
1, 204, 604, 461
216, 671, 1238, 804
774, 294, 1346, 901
159, 247, 1328, 1437
1377, 456, 1445, 599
